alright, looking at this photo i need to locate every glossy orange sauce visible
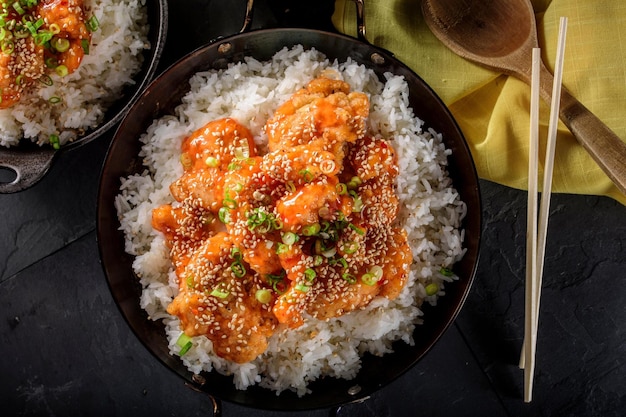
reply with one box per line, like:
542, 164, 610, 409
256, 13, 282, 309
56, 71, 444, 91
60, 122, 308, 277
152, 76, 412, 363
0, 0, 92, 108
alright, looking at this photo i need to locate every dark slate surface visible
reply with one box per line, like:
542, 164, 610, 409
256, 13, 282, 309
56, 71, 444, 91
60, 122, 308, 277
1, 1, 625, 416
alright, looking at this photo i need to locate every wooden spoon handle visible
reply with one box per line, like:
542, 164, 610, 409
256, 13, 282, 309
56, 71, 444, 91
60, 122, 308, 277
539, 67, 626, 195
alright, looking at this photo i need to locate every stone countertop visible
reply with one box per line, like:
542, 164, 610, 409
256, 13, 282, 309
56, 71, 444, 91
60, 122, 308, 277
1, 1, 624, 416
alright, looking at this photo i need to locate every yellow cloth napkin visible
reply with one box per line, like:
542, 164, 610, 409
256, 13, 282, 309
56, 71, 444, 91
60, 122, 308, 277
332, 0, 626, 205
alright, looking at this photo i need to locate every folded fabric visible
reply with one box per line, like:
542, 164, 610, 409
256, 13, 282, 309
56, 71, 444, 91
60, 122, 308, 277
332, 0, 626, 205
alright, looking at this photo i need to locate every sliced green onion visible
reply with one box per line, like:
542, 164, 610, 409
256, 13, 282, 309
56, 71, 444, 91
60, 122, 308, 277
425, 283, 439, 296
1, 39, 14, 54
348, 223, 365, 235
179, 152, 192, 169
350, 190, 363, 212
282, 232, 298, 246
86, 15, 99, 32
439, 267, 454, 277
342, 273, 356, 284
231, 261, 246, 278
370, 265, 383, 280
205, 156, 218, 167
80, 38, 89, 54
0, 28, 5, 42
49, 23, 61, 34
39, 74, 53, 86
33, 30, 53, 45
336, 183, 347, 195
341, 241, 359, 254
13, 2, 25, 15
51, 37, 70, 52
295, 282, 310, 293
185, 275, 194, 289
218, 206, 231, 224
255, 289, 272, 304
347, 176, 362, 189
176, 333, 193, 356
15, 74, 24, 85
13, 26, 29, 39
49, 134, 60, 150
276, 243, 289, 255
361, 273, 378, 286
210, 287, 229, 299
45, 56, 58, 68
298, 169, 313, 182
48, 96, 62, 104
227, 161, 241, 171
55, 64, 68, 77
304, 268, 316, 282
285, 181, 296, 193
313, 255, 324, 266
302, 223, 320, 236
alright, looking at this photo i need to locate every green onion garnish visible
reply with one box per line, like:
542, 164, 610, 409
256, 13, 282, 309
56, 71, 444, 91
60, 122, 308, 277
13, 2, 25, 15
1, 39, 14, 54
295, 282, 310, 293
49, 134, 60, 150
86, 15, 99, 32
51, 37, 70, 52
425, 283, 439, 296
348, 223, 365, 235
230, 261, 246, 278
205, 156, 218, 167
302, 223, 320, 236
255, 289, 272, 304
210, 287, 229, 299
218, 206, 231, 224
341, 241, 359, 254
48, 96, 61, 104
39, 74, 53, 86
439, 267, 454, 277
55, 64, 68, 77
282, 232, 298, 246
342, 273, 356, 284
185, 275, 194, 289
80, 38, 89, 54
298, 169, 313, 182
347, 176, 362, 189
304, 268, 316, 282
336, 183, 347, 195
176, 333, 193, 356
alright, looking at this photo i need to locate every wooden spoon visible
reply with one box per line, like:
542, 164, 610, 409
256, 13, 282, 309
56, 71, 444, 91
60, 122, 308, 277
422, 0, 626, 195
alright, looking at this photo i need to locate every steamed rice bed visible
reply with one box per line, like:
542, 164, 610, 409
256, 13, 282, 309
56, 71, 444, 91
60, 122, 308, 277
115, 46, 467, 396
0, 0, 149, 147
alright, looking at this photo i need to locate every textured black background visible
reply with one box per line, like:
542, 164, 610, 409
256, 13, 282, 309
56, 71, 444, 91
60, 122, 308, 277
1, 1, 624, 416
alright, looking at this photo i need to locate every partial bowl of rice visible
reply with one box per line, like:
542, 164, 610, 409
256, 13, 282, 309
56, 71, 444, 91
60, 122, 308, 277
0, 0, 167, 193
97, 8, 482, 413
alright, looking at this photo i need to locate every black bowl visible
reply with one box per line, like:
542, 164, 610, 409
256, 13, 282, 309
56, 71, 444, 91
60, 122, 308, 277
97, 28, 482, 412
0, 0, 168, 193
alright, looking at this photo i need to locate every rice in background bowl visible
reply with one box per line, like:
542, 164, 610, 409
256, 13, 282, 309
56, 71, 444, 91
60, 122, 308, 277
114, 46, 467, 397
0, 0, 150, 148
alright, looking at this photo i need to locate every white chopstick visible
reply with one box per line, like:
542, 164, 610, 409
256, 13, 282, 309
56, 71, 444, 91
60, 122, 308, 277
521, 16, 568, 403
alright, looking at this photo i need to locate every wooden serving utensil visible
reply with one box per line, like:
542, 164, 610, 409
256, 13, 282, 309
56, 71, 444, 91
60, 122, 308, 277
421, 0, 626, 195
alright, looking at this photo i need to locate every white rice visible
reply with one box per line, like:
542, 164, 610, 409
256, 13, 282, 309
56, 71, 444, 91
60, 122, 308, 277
115, 46, 467, 397
0, 0, 150, 147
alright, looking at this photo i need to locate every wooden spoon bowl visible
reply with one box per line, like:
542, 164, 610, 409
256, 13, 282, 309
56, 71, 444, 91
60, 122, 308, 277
422, 0, 626, 195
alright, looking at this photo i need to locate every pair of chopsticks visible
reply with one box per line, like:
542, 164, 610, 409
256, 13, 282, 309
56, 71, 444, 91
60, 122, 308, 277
519, 16, 569, 403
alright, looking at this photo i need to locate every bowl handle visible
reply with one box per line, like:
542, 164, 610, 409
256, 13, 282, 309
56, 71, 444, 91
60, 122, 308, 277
0, 148, 57, 193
